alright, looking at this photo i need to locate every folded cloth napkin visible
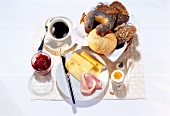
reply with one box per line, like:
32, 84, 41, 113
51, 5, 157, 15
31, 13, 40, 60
71, 23, 88, 46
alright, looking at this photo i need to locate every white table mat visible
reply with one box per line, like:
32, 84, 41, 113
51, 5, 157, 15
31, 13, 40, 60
30, 24, 146, 100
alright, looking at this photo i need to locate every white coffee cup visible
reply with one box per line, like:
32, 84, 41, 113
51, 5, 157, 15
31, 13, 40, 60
46, 17, 72, 41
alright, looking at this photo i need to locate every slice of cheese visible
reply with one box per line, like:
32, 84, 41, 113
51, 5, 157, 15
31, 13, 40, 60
66, 52, 94, 81
80, 51, 103, 77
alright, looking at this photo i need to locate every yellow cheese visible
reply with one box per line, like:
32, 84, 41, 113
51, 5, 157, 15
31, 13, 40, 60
80, 51, 103, 68
80, 51, 103, 77
66, 52, 94, 81
89, 66, 101, 77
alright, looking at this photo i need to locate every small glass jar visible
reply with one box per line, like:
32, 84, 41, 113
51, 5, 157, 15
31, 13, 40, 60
31, 52, 52, 76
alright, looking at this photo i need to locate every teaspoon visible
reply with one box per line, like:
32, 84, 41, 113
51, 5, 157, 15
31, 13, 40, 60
126, 58, 135, 92
38, 18, 52, 52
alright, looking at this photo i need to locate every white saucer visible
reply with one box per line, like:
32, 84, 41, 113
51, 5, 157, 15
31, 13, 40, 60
44, 16, 77, 55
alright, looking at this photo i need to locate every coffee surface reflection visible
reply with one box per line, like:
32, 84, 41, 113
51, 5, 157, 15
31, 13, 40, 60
52, 22, 69, 39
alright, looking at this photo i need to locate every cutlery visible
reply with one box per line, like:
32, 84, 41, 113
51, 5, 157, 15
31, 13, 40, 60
38, 18, 52, 52
126, 58, 135, 92
60, 48, 76, 104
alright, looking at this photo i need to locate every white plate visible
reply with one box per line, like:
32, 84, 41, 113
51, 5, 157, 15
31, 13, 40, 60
56, 49, 109, 101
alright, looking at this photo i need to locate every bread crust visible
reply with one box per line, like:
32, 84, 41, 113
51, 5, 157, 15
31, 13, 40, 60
114, 24, 136, 46
84, 10, 115, 34
96, 4, 118, 15
109, 1, 129, 15
96, 1, 129, 27
88, 29, 117, 54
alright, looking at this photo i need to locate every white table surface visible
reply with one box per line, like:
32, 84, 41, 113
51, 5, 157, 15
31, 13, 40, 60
0, 0, 170, 116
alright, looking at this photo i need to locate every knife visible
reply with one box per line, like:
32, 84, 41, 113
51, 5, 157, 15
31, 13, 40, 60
60, 49, 76, 104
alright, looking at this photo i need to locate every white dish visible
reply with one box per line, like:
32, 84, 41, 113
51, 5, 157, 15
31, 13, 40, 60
56, 49, 109, 101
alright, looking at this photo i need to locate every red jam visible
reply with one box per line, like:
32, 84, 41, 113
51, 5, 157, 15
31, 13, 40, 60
31, 52, 51, 75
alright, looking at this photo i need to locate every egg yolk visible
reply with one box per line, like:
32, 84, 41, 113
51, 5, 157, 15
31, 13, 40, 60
114, 72, 122, 79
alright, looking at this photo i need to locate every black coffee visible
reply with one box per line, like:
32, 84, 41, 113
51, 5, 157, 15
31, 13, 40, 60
52, 22, 69, 39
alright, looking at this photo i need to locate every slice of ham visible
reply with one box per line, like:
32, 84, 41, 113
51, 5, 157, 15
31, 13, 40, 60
80, 73, 102, 95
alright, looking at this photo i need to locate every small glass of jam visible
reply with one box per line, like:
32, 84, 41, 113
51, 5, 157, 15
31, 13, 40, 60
31, 52, 52, 76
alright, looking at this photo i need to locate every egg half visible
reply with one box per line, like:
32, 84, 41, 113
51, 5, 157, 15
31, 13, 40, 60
111, 70, 125, 85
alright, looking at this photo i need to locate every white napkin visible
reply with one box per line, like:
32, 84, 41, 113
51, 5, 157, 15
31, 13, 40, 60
71, 23, 88, 46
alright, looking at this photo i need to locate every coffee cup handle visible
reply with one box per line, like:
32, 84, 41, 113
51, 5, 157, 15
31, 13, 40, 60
46, 17, 53, 27
44, 17, 54, 40
45, 17, 54, 32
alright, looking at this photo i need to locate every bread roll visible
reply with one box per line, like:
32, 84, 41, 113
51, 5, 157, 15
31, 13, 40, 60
109, 1, 129, 27
84, 10, 114, 34
88, 29, 117, 54
114, 23, 136, 46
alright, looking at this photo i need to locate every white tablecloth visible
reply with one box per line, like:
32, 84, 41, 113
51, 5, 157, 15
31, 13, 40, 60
0, 0, 170, 116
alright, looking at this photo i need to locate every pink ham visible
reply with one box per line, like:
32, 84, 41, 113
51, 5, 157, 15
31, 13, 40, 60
80, 73, 102, 95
